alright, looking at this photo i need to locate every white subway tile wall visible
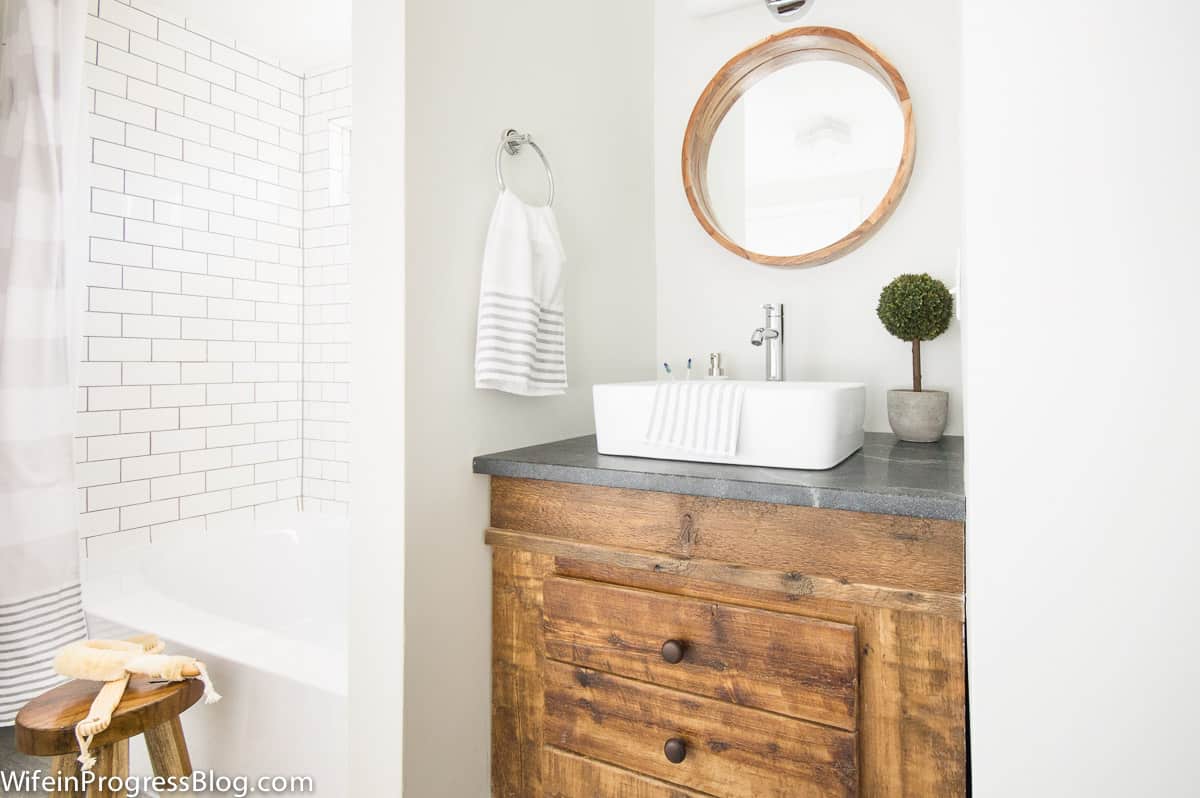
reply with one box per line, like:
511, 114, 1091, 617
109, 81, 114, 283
79, 0, 351, 551
301, 66, 352, 514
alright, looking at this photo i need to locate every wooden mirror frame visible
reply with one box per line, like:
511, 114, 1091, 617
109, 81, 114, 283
682, 27, 916, 269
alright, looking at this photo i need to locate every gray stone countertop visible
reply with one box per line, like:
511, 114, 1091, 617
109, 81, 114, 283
473, 432, 965, 521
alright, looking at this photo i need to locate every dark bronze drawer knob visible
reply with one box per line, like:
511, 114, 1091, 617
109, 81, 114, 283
664, 737, 687, 764
660, 639, 686, 664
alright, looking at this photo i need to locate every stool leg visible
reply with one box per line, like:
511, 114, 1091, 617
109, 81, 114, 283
47, 753, 81, 798
84, 739, 128, 798
144, 717, 193, 787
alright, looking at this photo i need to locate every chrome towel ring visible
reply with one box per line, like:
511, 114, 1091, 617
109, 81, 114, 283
495, 128, 555, 207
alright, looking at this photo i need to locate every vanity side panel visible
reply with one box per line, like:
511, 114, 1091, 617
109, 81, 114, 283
491, 548, 554, 797
887, 609, 967, 796
851, 606, 967, 797
490, 478, 964, 594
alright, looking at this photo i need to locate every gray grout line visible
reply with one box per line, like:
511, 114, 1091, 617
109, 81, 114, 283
297, 80, 308, 502
91, 156, 305, 211
91, 87, 305, 149
90, 235, 304, 264
102, 9, 310, 85
83, 10, 350, 528
85, 286, 305, 310
304, 65, 351, 80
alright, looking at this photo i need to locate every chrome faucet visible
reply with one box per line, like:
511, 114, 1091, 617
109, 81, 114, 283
750, 304, 784, 381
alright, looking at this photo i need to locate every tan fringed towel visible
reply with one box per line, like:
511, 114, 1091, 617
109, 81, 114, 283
53, 635, 221, 770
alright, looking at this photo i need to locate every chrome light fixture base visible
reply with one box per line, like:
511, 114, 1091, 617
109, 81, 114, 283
765, 0, 814, 20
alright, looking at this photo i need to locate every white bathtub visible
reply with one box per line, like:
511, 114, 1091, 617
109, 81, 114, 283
82, 512, 347, 797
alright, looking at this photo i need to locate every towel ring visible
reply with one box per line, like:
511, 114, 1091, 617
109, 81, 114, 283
495, 128, 555, 207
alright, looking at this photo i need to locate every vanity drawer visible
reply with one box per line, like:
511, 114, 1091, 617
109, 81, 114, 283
542, 576, 858, 730
544, 747, 711, 797
544, 661, 858, 798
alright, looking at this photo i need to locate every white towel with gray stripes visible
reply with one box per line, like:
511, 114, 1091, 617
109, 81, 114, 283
644, 381, 746, 458
475, 190, 567, 396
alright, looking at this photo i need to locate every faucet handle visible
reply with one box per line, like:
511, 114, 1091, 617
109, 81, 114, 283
762, 303, 783, 318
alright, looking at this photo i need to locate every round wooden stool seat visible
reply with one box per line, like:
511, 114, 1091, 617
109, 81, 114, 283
14, 676, 203, 757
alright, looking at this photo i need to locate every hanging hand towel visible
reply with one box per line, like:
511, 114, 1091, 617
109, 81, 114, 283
475, 190, 567, 396
645, 381, 746, 458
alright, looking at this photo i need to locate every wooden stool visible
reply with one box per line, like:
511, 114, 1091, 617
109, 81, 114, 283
13, 676, 203, 798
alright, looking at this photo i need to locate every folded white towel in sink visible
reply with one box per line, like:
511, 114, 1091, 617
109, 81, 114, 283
474, 189, 568, 396
644, 381, 746, 458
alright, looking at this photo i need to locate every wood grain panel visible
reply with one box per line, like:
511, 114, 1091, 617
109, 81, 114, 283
544, 747, 713, 798
488, 527, 963, 618
491, 547, 555, 798
491, 478, 964, 594
543, 576, 858, 729
860, 608, 967, 796
555, 557, 967, 797
544, 661, 858, 798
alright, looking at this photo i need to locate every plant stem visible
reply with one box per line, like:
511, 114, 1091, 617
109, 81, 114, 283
912, 339, 922, 392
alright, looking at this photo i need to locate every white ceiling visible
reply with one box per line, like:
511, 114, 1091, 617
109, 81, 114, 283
154, 0, 351, 74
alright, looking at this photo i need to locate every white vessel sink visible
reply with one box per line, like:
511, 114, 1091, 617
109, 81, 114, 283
593, 380, 865, 470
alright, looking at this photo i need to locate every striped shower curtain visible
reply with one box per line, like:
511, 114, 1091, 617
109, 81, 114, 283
0, 0, 88, 725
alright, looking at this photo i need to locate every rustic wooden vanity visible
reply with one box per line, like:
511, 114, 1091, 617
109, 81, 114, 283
475, 434, 966, 797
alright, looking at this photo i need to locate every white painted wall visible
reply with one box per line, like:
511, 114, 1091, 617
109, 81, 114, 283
350, 0, 404, 793
403, 2, 656, 795
654, 0, 962, 433
962, 1, 1200, 794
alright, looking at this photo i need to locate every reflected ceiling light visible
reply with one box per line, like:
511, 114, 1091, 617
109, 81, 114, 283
796, 116, 852, 147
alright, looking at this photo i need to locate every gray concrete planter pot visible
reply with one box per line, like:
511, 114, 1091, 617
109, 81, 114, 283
887, 390, 949, 443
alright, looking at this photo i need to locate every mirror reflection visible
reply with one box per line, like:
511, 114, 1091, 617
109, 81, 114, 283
705, 59, 905, 257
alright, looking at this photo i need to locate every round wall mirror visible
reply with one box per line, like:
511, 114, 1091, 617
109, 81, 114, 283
682, 27, 915, 268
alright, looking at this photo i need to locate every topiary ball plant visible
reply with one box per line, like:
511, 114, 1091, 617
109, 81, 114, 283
877, 273, 953, 392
